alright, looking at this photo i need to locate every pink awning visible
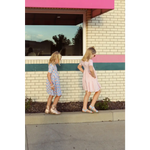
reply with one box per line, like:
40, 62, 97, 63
25, 0, 114, 17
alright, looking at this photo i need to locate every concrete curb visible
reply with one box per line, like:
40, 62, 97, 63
25, 109, 125, 125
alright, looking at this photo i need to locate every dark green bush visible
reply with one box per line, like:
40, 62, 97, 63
96, 97, 110, 110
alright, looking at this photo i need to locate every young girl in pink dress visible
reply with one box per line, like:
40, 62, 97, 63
78, 47, 101, 113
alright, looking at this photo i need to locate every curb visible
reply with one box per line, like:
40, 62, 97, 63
25, 109, 125, 125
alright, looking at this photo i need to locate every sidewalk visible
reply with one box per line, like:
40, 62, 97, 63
25, 121, 125, 150
25, 110, 125, 150
25, 109, 125, 124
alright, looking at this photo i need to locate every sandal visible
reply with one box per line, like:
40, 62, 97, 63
82, 108, 93, 113
89, 105, 99, 113
45, 105, 50, 114
50, 105, 61, 115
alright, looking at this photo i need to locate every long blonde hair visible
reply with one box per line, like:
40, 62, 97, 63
48, 51, 62, 65
82, 47, 96, 61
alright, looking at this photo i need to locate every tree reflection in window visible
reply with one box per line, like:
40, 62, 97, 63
25, 13, 83, 56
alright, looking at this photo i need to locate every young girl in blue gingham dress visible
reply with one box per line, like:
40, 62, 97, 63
46, 64, 62, 96
45, 51, 62, 115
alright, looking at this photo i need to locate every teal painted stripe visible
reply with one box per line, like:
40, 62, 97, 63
25, 63, 125, 71
94, 63, 125, 70
25, 64, 48, 71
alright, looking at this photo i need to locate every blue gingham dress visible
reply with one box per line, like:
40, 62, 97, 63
46, 63, 62, 96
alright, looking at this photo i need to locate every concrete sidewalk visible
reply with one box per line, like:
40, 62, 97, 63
25, 121, 125, 150
25, 109, 125, 125
25, 110, 125, 150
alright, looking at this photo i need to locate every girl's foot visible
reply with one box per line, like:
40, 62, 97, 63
45, 105, 50, 114
89, 105, 99, 113
50, 105, 61, 115
82, 108, 93, 113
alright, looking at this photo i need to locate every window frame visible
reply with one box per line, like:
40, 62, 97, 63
25, 8, 86, 60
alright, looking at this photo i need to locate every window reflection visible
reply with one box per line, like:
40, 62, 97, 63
25, 13, 83, 56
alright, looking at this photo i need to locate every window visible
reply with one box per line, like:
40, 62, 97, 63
25, 9, 86, 58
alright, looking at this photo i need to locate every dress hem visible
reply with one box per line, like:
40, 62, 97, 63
84, 88, 101, 93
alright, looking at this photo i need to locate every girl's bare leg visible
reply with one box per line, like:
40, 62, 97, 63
51, 95, 61, 114
45, 95, 53, 113
90, 90, 101, 110
52, 95, 61, 106
82, 91, 91, 112
46, 95, 53, 108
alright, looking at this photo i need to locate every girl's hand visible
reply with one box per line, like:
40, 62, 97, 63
51, 84, 55, 90
89, 72, 96, 78
93, 74, 96, 78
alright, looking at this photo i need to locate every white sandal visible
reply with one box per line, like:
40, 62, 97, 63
45, 105, 50, 114
82, 108, 93, 113
89, 105, 99, 113
50, 105, 61, 115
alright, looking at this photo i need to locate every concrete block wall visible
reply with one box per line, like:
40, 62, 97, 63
25, 63, 125, 102
25, 0, 125, 102
86, 0, 125, 54
85, 0, 125, 101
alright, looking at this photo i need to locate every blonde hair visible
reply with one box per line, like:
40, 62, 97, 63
48, 51, 62, 65
82, 47, 96, 61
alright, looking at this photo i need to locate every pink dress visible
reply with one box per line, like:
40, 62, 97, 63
79, 59, 101, 92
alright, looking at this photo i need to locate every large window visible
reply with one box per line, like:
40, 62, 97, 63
25, 10, 85, 57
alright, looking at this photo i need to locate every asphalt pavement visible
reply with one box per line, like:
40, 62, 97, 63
25, 121, 125, 150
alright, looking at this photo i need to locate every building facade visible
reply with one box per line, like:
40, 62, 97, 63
25, 0, 125, 102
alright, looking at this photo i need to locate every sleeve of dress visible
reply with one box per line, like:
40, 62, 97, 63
79, 60, 82, 66
89, 59, 93, 66
48, 64, 54, 73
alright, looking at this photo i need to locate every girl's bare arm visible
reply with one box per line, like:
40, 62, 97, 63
77, 65, 84, 73
47, 72, 52, 83
89, 66, 96, 78
47, 72, 54, 90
